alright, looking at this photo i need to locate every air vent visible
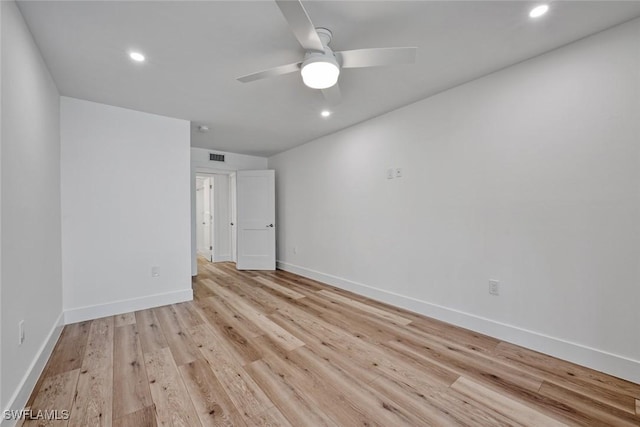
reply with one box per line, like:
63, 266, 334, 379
209, 153, 225, 162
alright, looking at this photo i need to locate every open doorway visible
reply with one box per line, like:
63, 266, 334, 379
191, 168, 275, 274
194, 172, 236, 268
195, 176, 213, 261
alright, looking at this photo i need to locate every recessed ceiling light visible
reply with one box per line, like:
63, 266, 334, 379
129, 51, 145, 62
529, 4, 549, 18
321, 110, 331, 118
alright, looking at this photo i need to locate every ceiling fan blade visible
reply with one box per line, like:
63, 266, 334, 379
237, 61, 302, 83
275, 0, 325, 52
321, 84, 341, 105
336, 47, 417, 68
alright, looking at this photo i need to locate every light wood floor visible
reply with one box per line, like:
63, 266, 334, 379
23, 260, 640, 426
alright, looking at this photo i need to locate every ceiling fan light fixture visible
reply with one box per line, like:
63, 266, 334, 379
129, 51, 146, 62
301, 55, 340, 89
529, 4, 549, 18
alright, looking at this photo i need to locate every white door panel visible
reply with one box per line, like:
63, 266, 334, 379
237, 170, 275, 270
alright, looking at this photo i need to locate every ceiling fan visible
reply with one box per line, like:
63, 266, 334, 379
237, 0, 418, 105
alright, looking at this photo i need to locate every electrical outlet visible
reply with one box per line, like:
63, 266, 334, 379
395, 168, 403, 178
18, 320, 25, 345
293, 247, 298, 254
489, 280, 500, 296
151, 266, 160, 278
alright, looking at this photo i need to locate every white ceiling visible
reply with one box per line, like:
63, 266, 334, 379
18, 1, 640, 157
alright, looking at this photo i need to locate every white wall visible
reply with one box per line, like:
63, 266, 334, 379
190, 147, 266, 274
269, 18, 640, 382
1, 0, 4, 408
1, 0, 63, 419
61, 97, 192, 323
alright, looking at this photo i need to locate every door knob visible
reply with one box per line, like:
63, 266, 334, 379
266, 224, 274, 228
230, 222, 234, 226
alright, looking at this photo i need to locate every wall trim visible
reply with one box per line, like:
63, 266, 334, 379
63, 288, 193, 324
1, 312, 64, 427
277, 260, 640, 384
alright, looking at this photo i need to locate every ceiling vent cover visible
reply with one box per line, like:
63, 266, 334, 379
209, 153, 225, 162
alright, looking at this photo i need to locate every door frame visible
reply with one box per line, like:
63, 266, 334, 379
191, 167, 237, 276
230, 172, 237, 263
195, 175, 214, 261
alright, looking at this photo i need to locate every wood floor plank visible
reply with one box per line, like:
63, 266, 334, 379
153, 305, 201, 366
267, 310, 382, 384
197, 293, 263, 339
244, 358, 339, 427
369, 373, 512, 426
253, 271, 321, 297
409, 316, 501, 353
135, 309, 169, 354
270, 303, 458, 389
172, 302, 205, 329
246, 406, 293, 427
386, 337, 544, 393
113, 406, 157, 427
495, 341, 640, 408
44, 321, 91, 377
112, 324, 153, 418
193, 280, 216, 299
279, 291, 395, 344
193, 297, 264, 365
69, 317, 114, 427
317, 289, 413, 325
24, 260, 640, 427
451, 376, 568, 426
253, 276, 306, 300
281, 345, 432, 427
24, 369, 79, 427
114, 312, 136, 327
208, 281, 305, 351
144, 347, 202, 426
202, 277, 282, 315
178, 358, 247, 427
253, 350, 381, 426
538, 380, 640, 426
189, 324, 274, 419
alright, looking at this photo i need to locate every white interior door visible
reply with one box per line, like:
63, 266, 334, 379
212, 174, 232, 262
236, 170, 275, 270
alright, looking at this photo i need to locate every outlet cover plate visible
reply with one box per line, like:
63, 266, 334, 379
489, 280, 500, 296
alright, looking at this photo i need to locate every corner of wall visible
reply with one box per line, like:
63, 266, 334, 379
0, 313, 64, 427
63, 289, 193, 325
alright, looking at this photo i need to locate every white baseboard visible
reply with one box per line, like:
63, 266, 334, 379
277, 261, 640, 384
63, 288, 193, 324
1, 312, 64, 427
